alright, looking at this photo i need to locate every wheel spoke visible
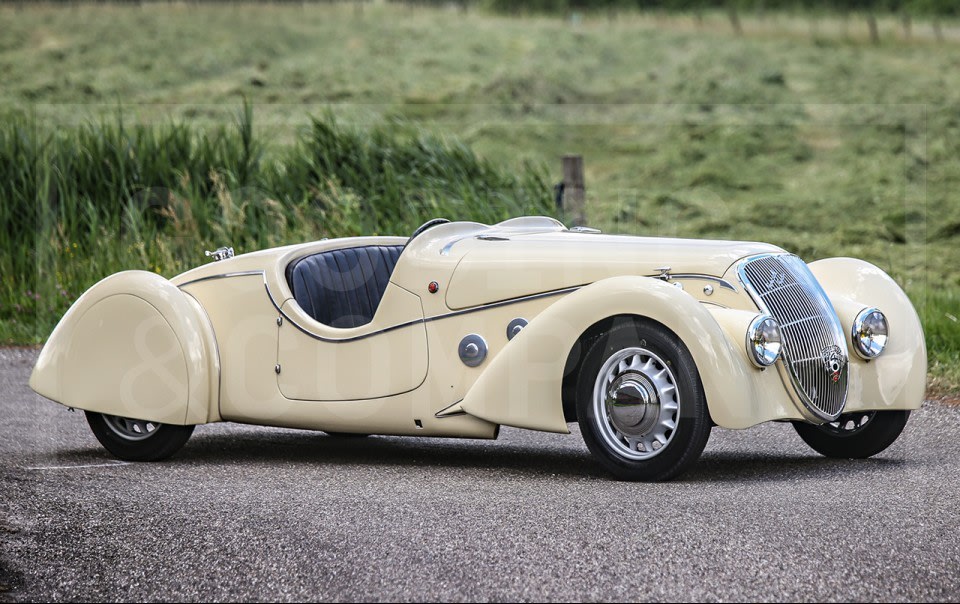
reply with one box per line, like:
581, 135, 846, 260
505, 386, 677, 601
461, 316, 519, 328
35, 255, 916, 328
592, 346, 682, 461
103, 415, 161, 442
821, 411, 876, 435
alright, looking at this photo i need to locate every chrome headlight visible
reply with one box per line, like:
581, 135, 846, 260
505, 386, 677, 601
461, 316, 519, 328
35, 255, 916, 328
852, 307, 888, 359
746, 314, 782, 368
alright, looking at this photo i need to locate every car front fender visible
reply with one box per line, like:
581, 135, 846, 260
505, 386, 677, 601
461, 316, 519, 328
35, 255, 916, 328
459, 275, 781, 433
808, 257, 926, 412
30, 270, 219, 425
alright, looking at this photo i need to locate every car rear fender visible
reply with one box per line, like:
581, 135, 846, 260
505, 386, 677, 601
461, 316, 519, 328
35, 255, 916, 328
459, 276, 761, 433
29, 270, 219, 425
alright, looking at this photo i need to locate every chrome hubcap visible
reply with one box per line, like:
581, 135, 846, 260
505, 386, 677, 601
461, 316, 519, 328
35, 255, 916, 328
103, 415, 160, 442
593, 347, 680, 460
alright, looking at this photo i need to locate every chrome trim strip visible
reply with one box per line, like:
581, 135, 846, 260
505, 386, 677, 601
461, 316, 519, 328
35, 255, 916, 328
176, 270, 268, 288
273, 283, 582, 343
435, 400, 467, 418
440, 234, 476, 256
178, 267, 734, 347
180, 269, 581, 344
429, 286, 582, 323
266, 282, 426, 343
650, 273, 737, 292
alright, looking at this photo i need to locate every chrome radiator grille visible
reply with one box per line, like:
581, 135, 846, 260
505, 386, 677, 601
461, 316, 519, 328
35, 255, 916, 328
739, 254, 848, 420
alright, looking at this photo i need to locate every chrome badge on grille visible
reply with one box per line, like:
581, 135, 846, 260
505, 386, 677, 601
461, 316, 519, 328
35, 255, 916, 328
821, 345, 845, 383
764, 269, 787, 289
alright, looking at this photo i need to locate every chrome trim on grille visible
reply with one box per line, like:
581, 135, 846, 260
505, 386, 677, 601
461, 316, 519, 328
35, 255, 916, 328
738, 253, 848, 421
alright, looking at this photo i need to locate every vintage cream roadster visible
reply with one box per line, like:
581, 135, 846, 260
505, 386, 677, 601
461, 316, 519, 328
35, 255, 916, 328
30, 217, 926, 480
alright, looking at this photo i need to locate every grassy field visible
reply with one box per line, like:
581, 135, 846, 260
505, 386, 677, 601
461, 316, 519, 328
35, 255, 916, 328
1, 3, 958, 390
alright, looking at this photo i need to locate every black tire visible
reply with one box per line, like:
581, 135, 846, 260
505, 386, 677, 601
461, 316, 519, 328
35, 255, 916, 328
323, 432, 370, 438
576, 318, 712, 481
793, 410, 910, 459
85, 411, 194, 462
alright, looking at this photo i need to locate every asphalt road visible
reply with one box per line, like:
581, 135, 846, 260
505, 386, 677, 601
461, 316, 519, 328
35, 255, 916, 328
2, 347, 959, 602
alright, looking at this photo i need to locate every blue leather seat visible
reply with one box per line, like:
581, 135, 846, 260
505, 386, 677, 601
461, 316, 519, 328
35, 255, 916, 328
286, 245, 404, 328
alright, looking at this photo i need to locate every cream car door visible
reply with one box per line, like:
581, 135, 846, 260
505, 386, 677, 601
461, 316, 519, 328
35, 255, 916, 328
276, 282, 428, 401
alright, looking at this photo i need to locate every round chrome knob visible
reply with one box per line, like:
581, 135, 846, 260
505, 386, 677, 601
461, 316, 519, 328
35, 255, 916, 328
506, 318, 528, 341
458, 334, 488, 367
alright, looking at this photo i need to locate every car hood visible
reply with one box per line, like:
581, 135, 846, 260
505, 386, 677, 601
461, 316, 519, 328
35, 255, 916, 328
444, 230, 782, 310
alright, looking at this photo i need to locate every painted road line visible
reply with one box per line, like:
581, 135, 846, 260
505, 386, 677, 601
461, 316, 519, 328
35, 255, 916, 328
25, 462, 131, 471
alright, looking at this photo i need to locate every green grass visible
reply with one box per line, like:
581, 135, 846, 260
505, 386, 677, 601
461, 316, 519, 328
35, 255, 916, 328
0, 104, 552, 343
1, 3, 958, 389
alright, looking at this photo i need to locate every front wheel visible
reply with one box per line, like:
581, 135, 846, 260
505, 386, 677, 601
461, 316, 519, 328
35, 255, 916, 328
793, 410, 910, 459
576, 319, 712, 481
86, 412, 195, 461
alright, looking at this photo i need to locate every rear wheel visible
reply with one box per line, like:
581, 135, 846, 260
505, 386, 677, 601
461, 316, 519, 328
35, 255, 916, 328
793, 410, 910, 459
576, 319, 712, 481
86, 411, 194, 461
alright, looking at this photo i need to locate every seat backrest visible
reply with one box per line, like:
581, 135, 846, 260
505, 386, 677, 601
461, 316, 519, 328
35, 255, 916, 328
286, 245, 404, 328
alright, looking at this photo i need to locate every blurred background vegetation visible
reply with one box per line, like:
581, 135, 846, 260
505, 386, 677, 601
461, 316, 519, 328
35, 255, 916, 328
0, 1, 957, 391
484, 0, 959, 18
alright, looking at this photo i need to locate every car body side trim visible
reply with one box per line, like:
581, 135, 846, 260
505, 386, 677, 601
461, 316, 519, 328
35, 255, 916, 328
179, 270, 583, 344
177, 270, 266, 287
644, 272, 738, 292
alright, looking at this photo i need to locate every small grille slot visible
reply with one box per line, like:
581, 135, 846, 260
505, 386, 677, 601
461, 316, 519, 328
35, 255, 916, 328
739, 254, 848, 420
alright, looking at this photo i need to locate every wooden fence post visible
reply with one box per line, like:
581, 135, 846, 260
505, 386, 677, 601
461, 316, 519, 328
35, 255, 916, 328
727, 7, 743, 36
867, 13, 880, 44
901, 13, 911, 40
561, 155, 586, 227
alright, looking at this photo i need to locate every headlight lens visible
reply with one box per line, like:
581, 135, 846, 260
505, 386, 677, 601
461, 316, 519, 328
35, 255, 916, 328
747, 315, 782, 368
852, 307, 888, 359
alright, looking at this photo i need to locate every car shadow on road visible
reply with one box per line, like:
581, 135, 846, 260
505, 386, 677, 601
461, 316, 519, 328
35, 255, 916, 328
180, 429, 606, 480
145, 429, 906, 483
27, 429, 908, 484
683, 451, 907, 483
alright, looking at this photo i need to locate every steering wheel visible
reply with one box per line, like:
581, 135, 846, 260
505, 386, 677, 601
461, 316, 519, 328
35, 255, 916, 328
404, 218, 450, 250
